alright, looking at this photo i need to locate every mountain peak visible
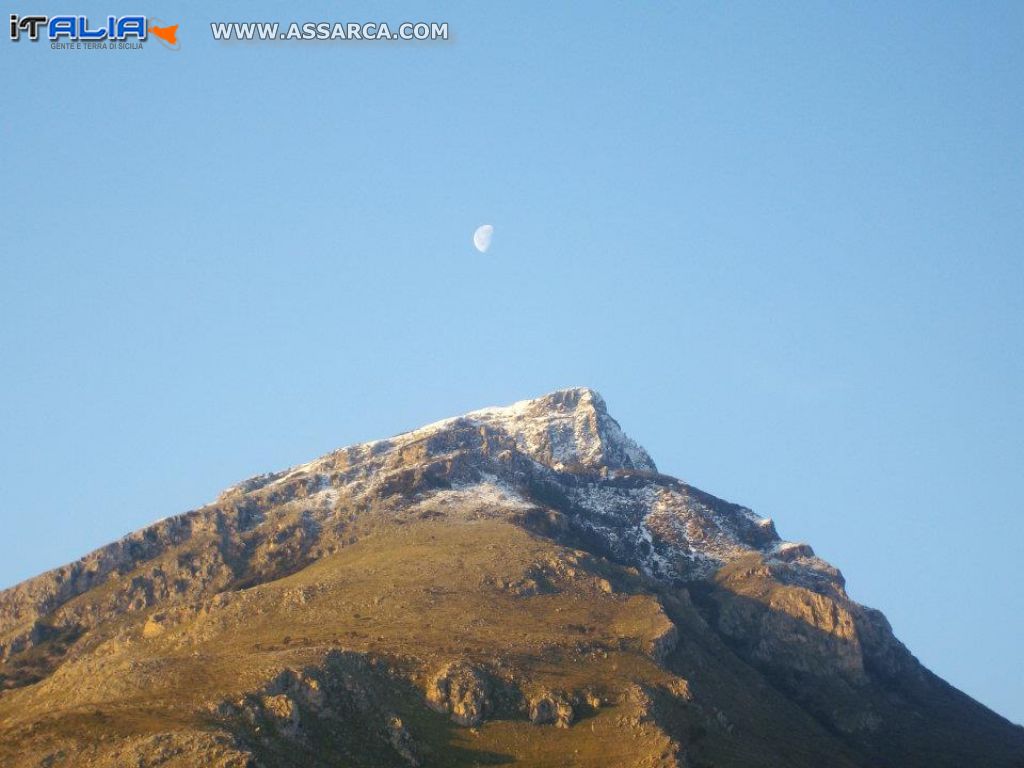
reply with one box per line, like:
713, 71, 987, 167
456, 387, 656, 474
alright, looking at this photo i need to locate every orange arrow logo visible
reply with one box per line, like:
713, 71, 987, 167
149, 23, 178, 46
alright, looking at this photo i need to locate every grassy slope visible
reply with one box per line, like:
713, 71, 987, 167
3, 513, 1015, 767
0, 518, 684, 766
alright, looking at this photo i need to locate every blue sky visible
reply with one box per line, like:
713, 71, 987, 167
2, 1, 1022, 724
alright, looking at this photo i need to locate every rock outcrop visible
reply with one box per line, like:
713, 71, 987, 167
528, 690, 575, 727
425, 661, 493, 726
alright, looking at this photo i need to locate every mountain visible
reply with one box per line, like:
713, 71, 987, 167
1, 388, 1021, 767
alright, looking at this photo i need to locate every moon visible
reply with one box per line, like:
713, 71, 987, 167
473, 224, 494, 253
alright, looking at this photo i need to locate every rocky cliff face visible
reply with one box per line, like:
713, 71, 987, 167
1, 389, 1021, 768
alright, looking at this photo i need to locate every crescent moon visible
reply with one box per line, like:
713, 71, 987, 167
473, 224, 494, 253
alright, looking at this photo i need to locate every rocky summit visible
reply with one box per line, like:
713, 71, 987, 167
1, 388, 1021, 767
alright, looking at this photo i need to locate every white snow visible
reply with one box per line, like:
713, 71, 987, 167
193, 389, 838, 593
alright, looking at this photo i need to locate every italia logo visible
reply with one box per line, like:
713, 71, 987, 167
9, 14, 179, 48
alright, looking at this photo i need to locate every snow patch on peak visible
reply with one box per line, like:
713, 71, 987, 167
410, 476, 535, 519
463, 387, 656, 473
220, 389, 657, 503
